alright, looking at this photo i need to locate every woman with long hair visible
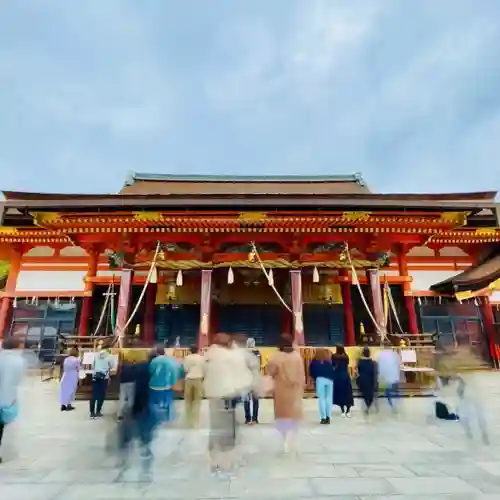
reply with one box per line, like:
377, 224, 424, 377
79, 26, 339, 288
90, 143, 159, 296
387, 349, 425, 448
332, 345, 354, 417
59, 347, 80, 411
267, 336, 305, 454
309, 348, 335, 424
356, 347, 377, 416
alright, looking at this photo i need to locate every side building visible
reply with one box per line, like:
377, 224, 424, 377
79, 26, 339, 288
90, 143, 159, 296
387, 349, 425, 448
0, 173, 499, 363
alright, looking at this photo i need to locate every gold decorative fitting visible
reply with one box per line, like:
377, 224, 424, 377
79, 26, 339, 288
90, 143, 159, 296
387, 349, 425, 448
475, 228, 497, 236
0, 227, 18, 234
133, 212, 163, 222
439, 212, 469, 226
30, 212, 61, 225
342, 211, 371, 222
238, 212, 268, 221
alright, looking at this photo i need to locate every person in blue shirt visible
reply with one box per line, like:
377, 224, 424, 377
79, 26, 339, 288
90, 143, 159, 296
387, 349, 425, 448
148, 345, 179, 423
309, 349, 335, 424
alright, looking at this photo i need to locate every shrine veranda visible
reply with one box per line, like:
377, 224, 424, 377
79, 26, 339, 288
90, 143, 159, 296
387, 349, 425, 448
0, 173, 499, 372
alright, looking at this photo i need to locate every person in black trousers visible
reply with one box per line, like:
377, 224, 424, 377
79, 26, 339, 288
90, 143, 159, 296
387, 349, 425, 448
90, 348, 114, 418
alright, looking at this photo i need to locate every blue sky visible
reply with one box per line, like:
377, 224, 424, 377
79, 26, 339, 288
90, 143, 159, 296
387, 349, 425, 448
2, 0, 500, 195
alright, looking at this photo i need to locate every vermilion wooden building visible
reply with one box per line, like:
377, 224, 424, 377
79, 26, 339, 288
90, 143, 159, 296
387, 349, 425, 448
0, 173, 499, 362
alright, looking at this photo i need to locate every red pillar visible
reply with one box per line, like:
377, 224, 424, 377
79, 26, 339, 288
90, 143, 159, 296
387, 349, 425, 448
339, 270, 355, 346
78, 248, 98, 336
0, 246, 22, 338
480, 296, 497, 366
397, 247, 418, 334
116, 268, 134, 340
198, 269, 212, 349
143, 283, 156, 345
290, 269, 304, 345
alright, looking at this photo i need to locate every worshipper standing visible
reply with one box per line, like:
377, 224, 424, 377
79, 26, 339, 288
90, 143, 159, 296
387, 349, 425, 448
0, 337, 27, 464
59, 347, 81, 412
376, 345, 402, 412
183, 345, 205, 428
332, 345, 354, 417
456, 368, 489, 444
90, 344, 114, 419
117, 359, 137, 421
356, 347, 378, 416
116, 353, 158, 482
267, 336, 305, 454
149, 345, 179, 423
243, 337, 261, 425
309, 348, 335, 424
204, 333, 253, 475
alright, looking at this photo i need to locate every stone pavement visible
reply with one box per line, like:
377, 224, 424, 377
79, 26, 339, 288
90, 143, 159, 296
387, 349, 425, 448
2, 374, 500, 499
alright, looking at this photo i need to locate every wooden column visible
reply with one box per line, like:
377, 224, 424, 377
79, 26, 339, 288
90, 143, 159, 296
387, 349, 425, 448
339, 270, 355, 346
290, 269, 304, 345
143, 283, 156, 345
397, 246, 418, 334
78, 248, 99, 336
198, 269, 212, 349
480, 296, 497, 366
115, 268, 134, 340
367, 268, 384, 332
0, 246, 22, 338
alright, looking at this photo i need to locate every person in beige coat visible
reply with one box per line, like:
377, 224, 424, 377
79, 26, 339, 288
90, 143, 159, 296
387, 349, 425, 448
203, 333, 252, 474
183, 346, 205, 428
267, 336, 305, 454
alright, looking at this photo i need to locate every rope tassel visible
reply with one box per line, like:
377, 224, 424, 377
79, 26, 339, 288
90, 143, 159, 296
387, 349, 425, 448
149, 266, 158, 284
228, 266, 234, 284
268, 268, 274, 287
176, 269, 183, 287
313, 266, 320, 283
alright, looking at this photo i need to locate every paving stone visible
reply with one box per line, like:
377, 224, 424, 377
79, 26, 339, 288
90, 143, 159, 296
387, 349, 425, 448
311, 477, 394, 496
387, 476, 482, 495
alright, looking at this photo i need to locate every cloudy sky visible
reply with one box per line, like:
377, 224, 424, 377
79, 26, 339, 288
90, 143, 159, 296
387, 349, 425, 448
1, 0, 500, 195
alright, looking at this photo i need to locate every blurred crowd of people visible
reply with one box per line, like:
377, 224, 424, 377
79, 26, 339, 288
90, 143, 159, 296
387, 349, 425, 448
0, 331, 491, 471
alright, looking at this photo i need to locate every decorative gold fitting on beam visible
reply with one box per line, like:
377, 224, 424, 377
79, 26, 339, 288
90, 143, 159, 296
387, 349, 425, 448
238, 212, 268, 221
341, 211, 371, 222
133, 212, 163, 222
29, 212, 61, 225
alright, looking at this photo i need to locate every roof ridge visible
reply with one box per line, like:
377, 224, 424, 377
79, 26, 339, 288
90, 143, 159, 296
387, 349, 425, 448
128, 172, 366, 185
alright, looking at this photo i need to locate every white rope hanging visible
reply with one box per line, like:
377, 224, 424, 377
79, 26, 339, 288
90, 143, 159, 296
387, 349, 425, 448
250, 242, 292, 313
344, 242, 388, 341
114, 241, 162, 346
90, 283, 113, 337
386, 283, 405, 334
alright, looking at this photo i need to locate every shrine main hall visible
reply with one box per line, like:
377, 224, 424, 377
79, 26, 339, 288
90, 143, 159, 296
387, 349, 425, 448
0, 173, 499, 363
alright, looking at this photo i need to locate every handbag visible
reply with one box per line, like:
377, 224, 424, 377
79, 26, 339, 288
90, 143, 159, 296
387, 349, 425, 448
0, 402, 19, 425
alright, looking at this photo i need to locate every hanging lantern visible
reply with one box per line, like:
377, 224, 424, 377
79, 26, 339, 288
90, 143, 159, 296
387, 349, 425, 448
360, 322, 365, 335
134, 324, 140, 337
227, 267, 234, 284
71, 297, 75, 303
248, 248, 257, 263
176, 270, 183, 287
13, 297, 17, 308
313, 266, 320, 283
268, 268, 274, 287
149, 266, 158, 284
